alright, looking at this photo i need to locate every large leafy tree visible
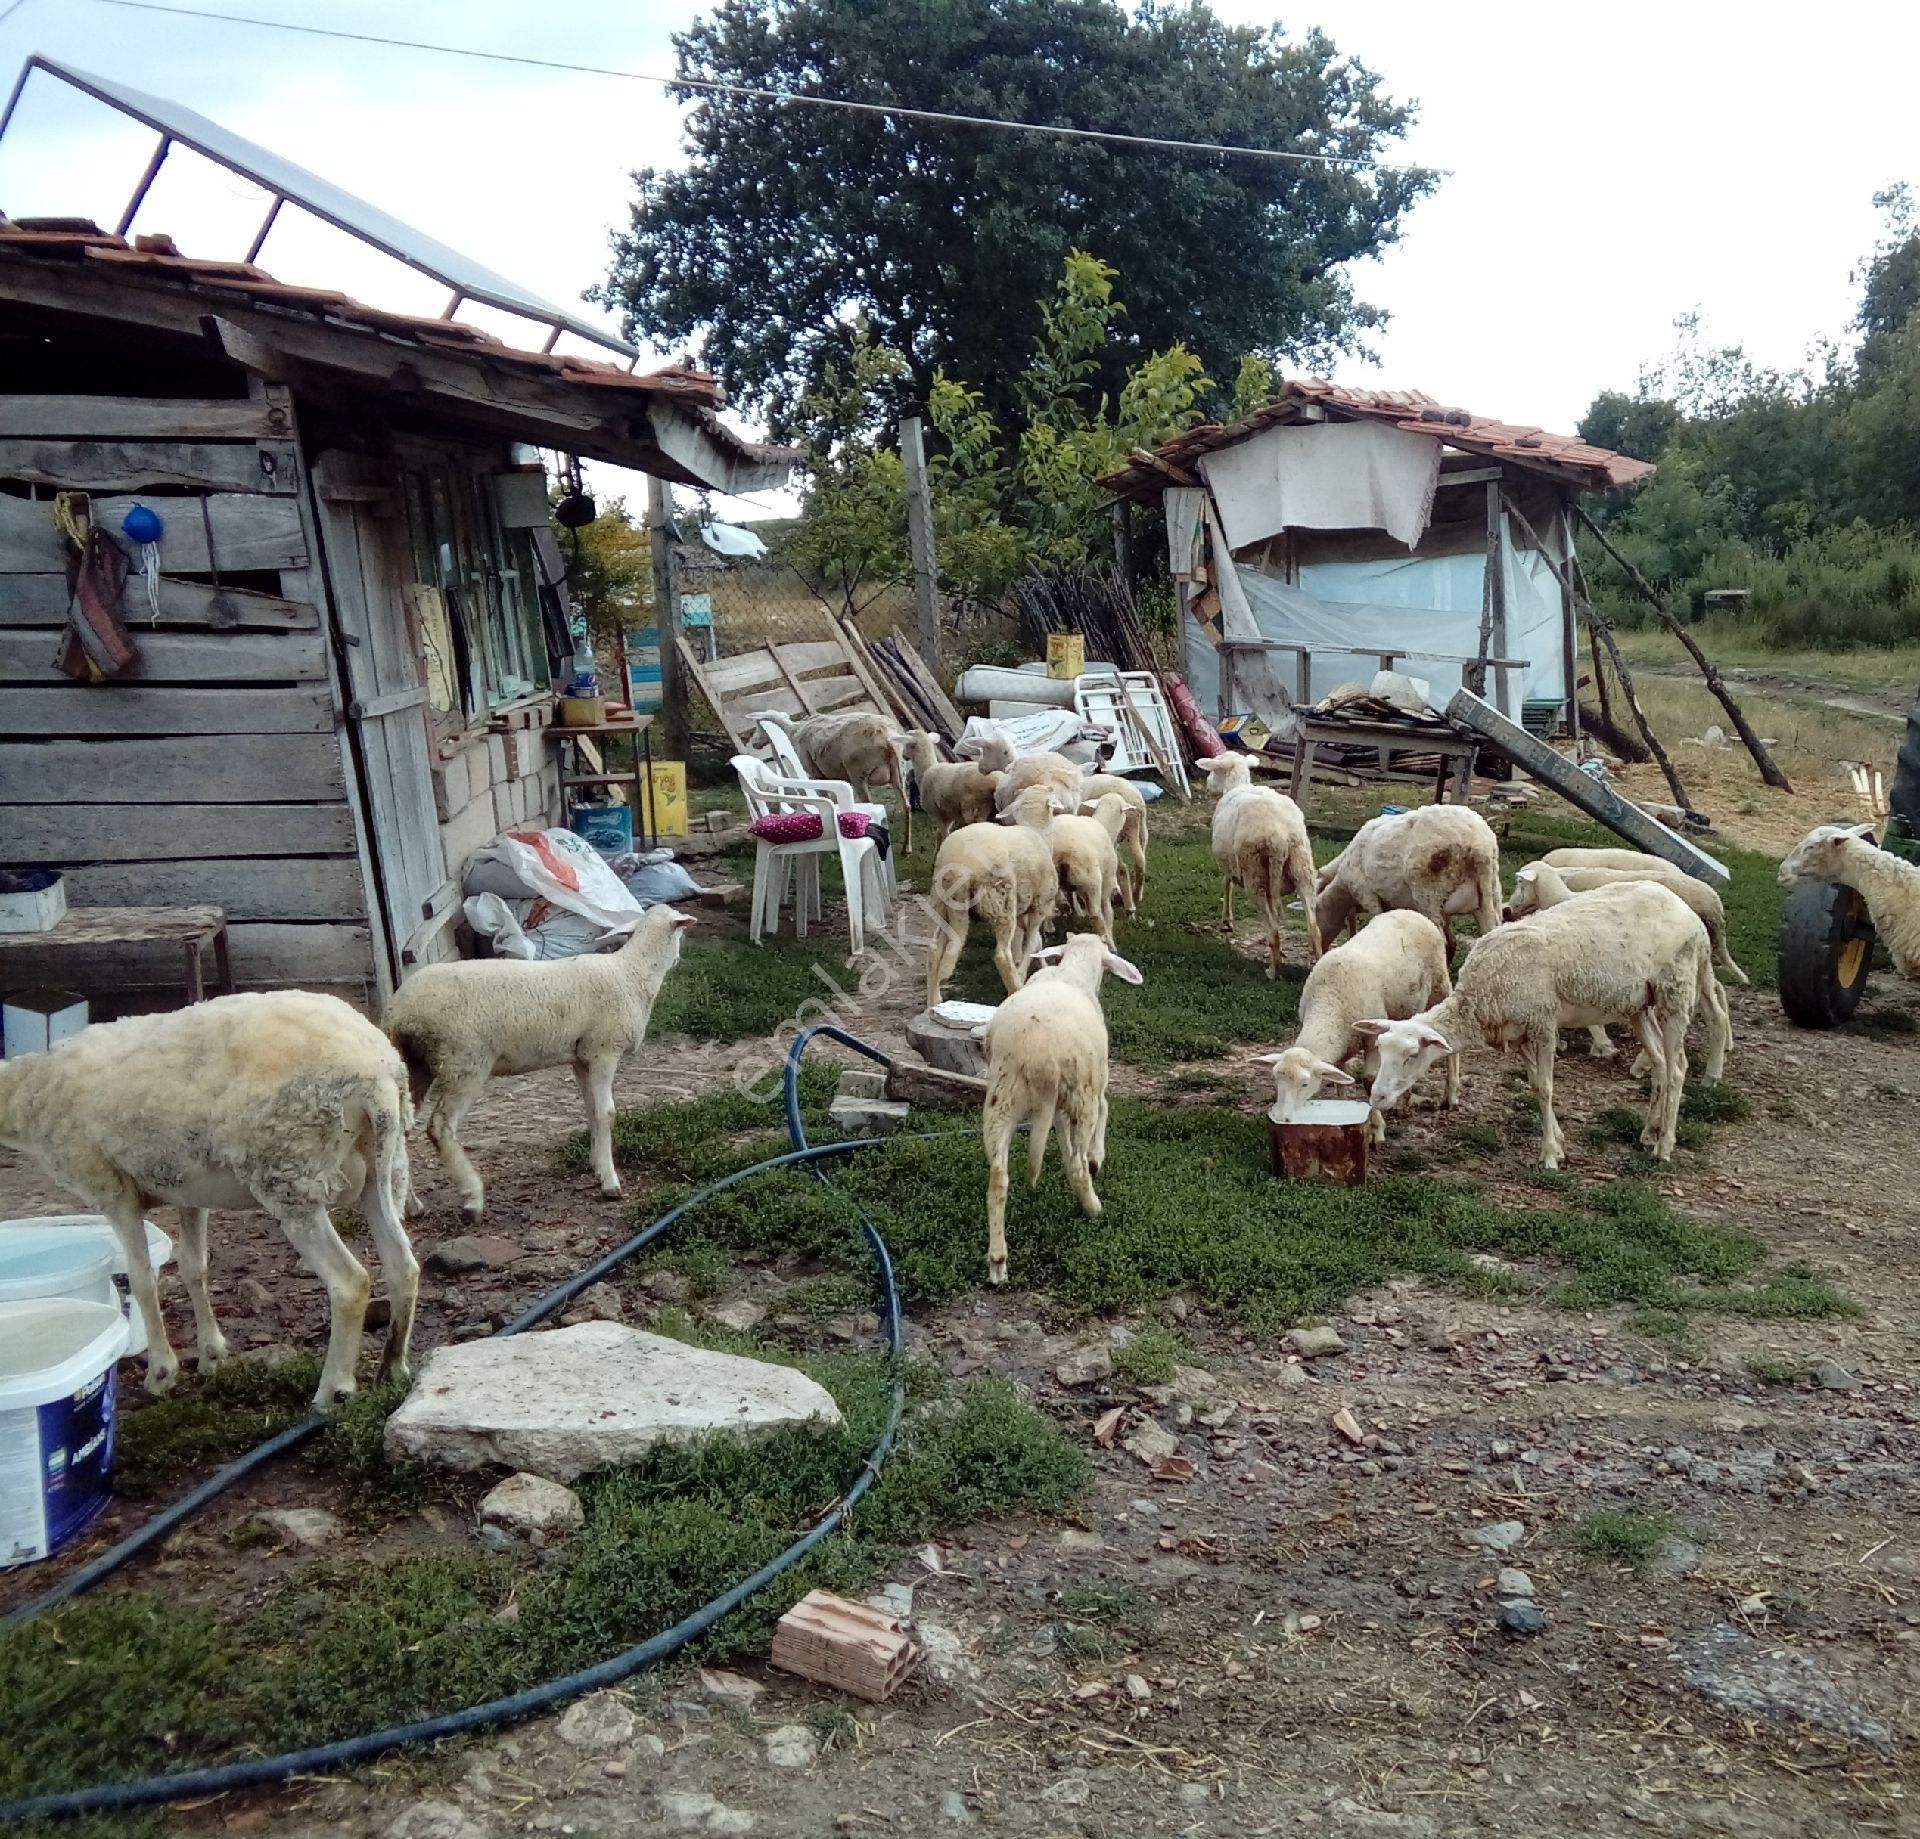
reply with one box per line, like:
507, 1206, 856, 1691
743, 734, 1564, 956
599, 0, 1433, 434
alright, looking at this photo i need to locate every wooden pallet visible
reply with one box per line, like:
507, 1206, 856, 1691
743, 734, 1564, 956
678, 614, 902, 753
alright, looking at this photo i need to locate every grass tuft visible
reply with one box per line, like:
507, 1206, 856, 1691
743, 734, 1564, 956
1575, 1509, 1681, 1573
1111, 1326, 1185, 1387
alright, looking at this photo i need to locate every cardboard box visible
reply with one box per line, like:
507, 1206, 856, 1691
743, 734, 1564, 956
1216, 714, 1271, 753
641, 761, 688, 839
0, 871, 65, 934
3, 989, 87, 1057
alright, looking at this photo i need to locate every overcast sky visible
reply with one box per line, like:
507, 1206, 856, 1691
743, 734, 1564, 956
2, 0, 1913, 516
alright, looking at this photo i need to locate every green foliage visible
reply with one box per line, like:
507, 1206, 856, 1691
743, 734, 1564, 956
1110, 1326, 1186, 1386
560, 495, 652, 652
598, 0, 1433, 435
1231, 353, 1277, 418
1574, 1509, 1681, 1573
1744, 1354, 1806, 1386
114, 1355, 320, 1497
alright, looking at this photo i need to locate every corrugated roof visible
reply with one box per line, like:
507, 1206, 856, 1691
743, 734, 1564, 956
1101, 377, 1655, 501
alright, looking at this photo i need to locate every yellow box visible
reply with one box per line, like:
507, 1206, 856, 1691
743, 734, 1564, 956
642, 760, 688, 838
1045, 632, 1085, 680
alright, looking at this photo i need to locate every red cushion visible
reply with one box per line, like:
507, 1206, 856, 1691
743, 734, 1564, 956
750, 811, 872, 844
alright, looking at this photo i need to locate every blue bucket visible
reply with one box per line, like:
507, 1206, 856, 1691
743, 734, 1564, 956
572, 805, 634, 856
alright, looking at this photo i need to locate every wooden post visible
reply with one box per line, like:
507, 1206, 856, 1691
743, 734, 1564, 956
1574, 503, 1793, 792
1109, 499, 1132, 581
1557, 503, 1582, 746
899, 415, 940, 675
646, 472, 686, 761
1485, 479, 1510, 717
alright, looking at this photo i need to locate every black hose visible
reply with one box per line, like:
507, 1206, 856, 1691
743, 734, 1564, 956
0, 1042, 923, 1824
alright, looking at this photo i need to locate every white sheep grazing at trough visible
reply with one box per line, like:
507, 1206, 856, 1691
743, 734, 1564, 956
925, 819, 1060, 1004
0, 991, 417, 1407
1002, 785, 1128, 947
1358, 882, 1732, 1169
756, 707, 912, 849
1198, 752, 1321, 976
1507, 860, 1750, 986
1078, 772, 1151, 912
386, 904, 694, 1221
1779, 823, 1920, 977
904, 729, 1004, 845
1314, 804, 1503, 949
1253, 910, 1458, 1144
993, 749, 1085, 815
979, 931, 1143, 1284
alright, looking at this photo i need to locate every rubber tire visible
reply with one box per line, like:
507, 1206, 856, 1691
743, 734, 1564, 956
1778, 880, 1874, 1028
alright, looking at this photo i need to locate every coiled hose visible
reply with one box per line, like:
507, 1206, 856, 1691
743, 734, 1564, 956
0, 1024, 925, 1824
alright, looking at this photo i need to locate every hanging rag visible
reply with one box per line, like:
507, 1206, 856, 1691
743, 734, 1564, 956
54, 503, 137, 683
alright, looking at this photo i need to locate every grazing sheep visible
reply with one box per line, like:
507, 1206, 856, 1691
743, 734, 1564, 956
1198, 753, 1321, 976
386, 904, 694, 1221
756, 708, 912, 850
1314, 804, 1503, 950
993, 749, 1085, 816
1779, 823, 1920, 977
905, 729, 1004, 845
1079, 772, 1150, 911
924, 820, 1060, 1004
0, 992, 417, 1407
1542, 846, 1690, 876
1254, 910, 1458, 1144
1358, 882, 1731, 1169
1001, 785, 1127, 948
980, 932, 1142, 1284
1506, 860, 1750, 986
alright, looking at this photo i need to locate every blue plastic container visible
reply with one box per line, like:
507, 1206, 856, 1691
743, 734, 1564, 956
572, 804, 634, 856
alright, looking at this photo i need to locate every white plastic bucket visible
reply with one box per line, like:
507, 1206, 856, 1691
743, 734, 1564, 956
0, 1297, 131, 1566
0, 1217, 172, 1355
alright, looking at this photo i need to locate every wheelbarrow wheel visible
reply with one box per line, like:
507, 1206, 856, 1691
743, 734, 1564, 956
1778, 880, 1874, 1028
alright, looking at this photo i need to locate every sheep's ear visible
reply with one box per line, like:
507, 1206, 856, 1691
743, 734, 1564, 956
1314, 1061, 1358, 1086
1249, 1051, 1284, 1068
1414, 1022, 1453, 1051
1102, 953, 1144, 985
1515, 866, 1537, 885
1031, 946, 1065, 964
1351, 1018, 1392, 1038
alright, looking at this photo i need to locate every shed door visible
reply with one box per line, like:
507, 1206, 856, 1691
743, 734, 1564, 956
310, 450, 455, 992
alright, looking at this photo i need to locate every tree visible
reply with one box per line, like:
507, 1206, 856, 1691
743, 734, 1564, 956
598, 0, 1434, 434
558, 496, 653, 652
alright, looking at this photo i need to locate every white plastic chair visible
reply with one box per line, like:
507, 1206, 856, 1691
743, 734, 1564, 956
753, 712, 898, 896
732, 755, 889, 955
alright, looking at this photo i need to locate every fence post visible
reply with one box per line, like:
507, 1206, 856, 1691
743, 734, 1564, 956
647, 472, 687, 761
899, 414, 940, 674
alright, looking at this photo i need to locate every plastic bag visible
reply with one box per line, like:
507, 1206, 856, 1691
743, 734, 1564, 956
484, 829, 642, 932
463, 893, 536, 960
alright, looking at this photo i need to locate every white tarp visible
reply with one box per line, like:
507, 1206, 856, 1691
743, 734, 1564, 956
1164, 486, 1206, 580
1197, 419, 1442, 551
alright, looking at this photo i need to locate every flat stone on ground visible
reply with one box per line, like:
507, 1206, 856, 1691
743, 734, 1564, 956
384, 1322, 844, 1479
478, 1472, 583, 1541
248, 1508, 344, 1549
1678, 1624, 1893, 1749
557, 1690, 637, 1753
424, 1234, 523, 1276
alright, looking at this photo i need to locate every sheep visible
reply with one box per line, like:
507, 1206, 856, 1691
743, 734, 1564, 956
1542, 846, 1689, 876
1314, 804, 1503, 950
1197, 752, 1322, 976
979, 931, 1143, 1284
924, 819, 1060, 1005
1506, 860, 1750, 986
1253, 911, 1458, 1144
756, 708, 912, 850
993, 749, 1085, 816
1779, 823, 1920, 977
1358, 882, 1732, 1169
386, 904, 694, 1221
1079, 772, 1150, 911
1001, 785, 1127, 948
904, 728, 1004, 845
0, 991, 417, 1407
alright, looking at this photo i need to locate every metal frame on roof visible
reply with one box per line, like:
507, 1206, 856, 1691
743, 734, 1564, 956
0, 53, 640, 363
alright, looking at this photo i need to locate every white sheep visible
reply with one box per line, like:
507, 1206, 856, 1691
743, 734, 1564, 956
386, 904, 694, 1220
1542, 846, 1691, 876
1079, 772, 1150, 912
1358, 882, 1731, 1168
756, 708, 912, 850
993, 749, 1085, 815
1198, 752, 1321, 976
1506, 860, 1750, 986
904, 729, 1004, 845
924, 819, 1060, 1004
980, 931, 1142, 1284
1779, 823, 1920, 977
1314, 804, 1503, 949
1001, 785, 1127, 947
1254, 910, 1458, 1143
0, 992, 417, 1407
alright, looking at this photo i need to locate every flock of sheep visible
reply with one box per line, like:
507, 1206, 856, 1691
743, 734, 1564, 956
3, 696, 1919, 1423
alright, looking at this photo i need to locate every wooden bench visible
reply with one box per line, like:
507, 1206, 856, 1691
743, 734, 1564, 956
0, 904, 234, 1006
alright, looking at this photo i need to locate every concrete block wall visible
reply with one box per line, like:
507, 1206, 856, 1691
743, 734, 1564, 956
434, 705, 565, 886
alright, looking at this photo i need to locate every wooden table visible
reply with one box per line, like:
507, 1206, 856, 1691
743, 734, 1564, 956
0, 904, 234, 1005
1287, 713, 1481, 815
548, 716, 659, 849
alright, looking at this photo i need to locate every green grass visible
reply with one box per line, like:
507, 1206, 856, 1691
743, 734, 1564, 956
1574, 1509, 1683, 1573
1110, 1325, 1186, 1386
1059, 1581, 1158, 1635
1745, 1354, 1807, 1385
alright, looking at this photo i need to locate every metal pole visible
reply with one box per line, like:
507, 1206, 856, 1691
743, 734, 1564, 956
116, 134, 171, 237
647, 472, 688, 761
899, 415, 940, 674
243, 195, 283, 263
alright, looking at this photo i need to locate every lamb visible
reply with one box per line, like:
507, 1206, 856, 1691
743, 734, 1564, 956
979, 931, 1143, 1284
1506, 860, 1750, 986
1779, 823, 1920, 977
756, 708, 912, 849
993, 749, 1085, 816
925, 819, 1060, 1004
1078, 772, 1151, 911
1197, 752, 1321, 976
1542, 846, 1690, 876
0, 991, 417, 1407
1358, 882, 1732, 1169
1314, 804, 1503, 949
386, 904, 694, 1221
1253, 911, 1458, 1144
1001, 785, 1127, 947
905, 728, 1004, 845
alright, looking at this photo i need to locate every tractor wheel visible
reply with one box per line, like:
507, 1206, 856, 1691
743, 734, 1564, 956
1778, 881, 1875, 1028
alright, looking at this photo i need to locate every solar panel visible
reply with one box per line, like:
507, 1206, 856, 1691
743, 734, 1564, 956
0, 54, 637, 360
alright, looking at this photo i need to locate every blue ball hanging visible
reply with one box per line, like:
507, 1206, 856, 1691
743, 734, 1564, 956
121, 503, 163, 544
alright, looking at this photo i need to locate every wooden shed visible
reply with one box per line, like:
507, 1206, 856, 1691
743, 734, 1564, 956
0, 219, 789, 1002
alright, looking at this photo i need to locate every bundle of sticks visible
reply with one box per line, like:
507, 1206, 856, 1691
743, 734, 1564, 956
1014, 568, 1159, 674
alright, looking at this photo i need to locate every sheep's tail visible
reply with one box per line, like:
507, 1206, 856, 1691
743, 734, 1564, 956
1712, 923, 1751, 987
388, 1025, 435, 1113
1026, 1082, 1058, 1187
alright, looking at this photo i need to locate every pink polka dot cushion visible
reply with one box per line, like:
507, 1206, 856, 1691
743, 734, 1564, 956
749, 811, 872, 843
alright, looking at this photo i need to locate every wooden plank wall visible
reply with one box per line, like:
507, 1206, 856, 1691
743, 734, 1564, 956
0, 389, 374, 994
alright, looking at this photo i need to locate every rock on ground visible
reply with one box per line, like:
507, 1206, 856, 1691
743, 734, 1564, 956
386, 1804, 490, 1839
1287, 1324, 1349, 1359
1465, 1519, 1525, 1553
659, 1790, 756, 1834
1055, 1343, 1113, 1387
247, 1508, 343, 1549
1678, 1624, 1894, 1749
557, 1691, 638, 1753
478, 1472, 583, 1541
763, 1724, 819, 1769
383, 1322, 844, 1478
424, 1235, 522, 1276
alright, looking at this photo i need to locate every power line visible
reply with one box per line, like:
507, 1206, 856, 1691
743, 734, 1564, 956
85, 0, 1425, 174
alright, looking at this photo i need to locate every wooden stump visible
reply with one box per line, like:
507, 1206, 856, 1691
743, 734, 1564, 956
907, 1005, 992, 1078
1270, 1100, 1372, 1186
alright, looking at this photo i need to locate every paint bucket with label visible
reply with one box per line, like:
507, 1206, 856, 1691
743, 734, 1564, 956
0, 1217, 173, 1354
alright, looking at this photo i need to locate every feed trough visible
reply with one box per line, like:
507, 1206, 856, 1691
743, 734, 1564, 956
1269, 1097, 1372, 1186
